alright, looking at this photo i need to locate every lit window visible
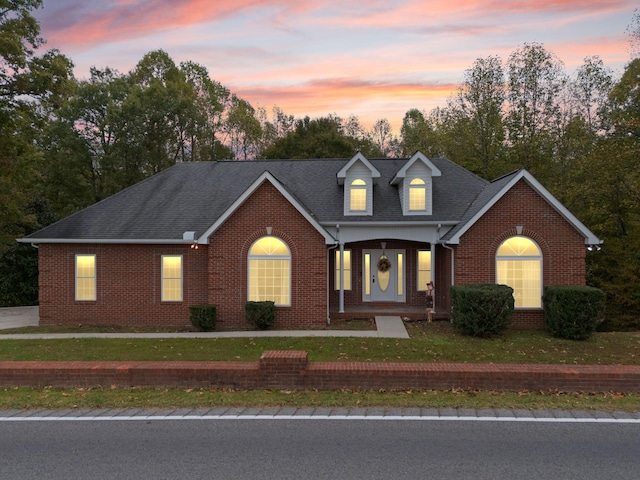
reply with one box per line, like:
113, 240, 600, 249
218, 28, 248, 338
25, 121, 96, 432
249, 236, 291, 306
350, 179, 367, 211
496, 236, 542, 308
75, 254, 96, 301
417, 250, 431, 291
335, 250, 351, 290
409, 178, 426, 211
162, 255, 183, 302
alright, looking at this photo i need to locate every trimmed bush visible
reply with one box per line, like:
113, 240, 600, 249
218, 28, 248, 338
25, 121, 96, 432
451, 284, 514, 338
246, 301, 276, 330
543, 286, 606, 340
189, 304, 217, 332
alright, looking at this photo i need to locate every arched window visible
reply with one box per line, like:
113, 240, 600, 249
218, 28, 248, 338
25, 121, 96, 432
496, 236, 542, 308
350, 179, 367, 211
248, 236, 291, 306
409, 178, 426, 211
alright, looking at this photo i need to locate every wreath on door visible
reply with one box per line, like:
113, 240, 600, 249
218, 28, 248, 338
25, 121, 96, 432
377, 255, 391, 272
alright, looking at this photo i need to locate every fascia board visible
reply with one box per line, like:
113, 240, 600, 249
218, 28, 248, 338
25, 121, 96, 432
198, 171, 336, 244
336, 152, 381, 185
320, 221, 458, 227
16, 238, 191, 245
446, 170, 602, 245
390, 151, 442, 185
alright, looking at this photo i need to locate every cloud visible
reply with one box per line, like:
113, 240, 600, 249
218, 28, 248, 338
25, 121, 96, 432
38, 0, 313, 49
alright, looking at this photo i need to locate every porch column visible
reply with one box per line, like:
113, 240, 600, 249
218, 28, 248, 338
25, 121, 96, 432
431, 242, 436, 311
339, 243, 345, 313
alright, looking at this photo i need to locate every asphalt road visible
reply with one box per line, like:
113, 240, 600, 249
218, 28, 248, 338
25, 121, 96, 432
1, 418, 638, 479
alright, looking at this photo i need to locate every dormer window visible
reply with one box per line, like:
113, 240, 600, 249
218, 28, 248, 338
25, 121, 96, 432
390, 152, 441, 216
350, 179, 367, 211
337, 152, 380, 216
409, 178, 426, 211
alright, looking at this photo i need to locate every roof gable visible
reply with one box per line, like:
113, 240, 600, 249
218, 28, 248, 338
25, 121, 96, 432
390, 151, 441, 184
336, 152, 381, 185
443, 170, 602, 245
199, 171, 335, 244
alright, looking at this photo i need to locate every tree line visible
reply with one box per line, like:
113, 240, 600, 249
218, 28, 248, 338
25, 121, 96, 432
1, 1, 639, 329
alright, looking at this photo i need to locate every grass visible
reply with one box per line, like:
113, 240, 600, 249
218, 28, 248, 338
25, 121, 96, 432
0, 321, 638, 365
1, 387, 639, 412
1, 320, 639, 412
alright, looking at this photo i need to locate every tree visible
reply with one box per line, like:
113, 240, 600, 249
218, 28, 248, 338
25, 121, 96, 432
399, 108, 442, 157
369, 118, 394, 156
443, 55, 506, 178
180, 60, 231, 161
225, 95, 262, 160
263, 115, 380, 159
570, 56, 613, 131
505, 43, 566, 177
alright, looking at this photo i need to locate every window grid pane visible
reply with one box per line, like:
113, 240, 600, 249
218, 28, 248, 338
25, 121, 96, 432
350, 188, 366, 211
497, 259, 541, 308
335, 250, 352, 290
249, 259, 290, 305
397, 253, 403, 296
162, 256, 182, 302
75, 255, 96, 301
409, 186, 426, 210
417, 250, 432, 291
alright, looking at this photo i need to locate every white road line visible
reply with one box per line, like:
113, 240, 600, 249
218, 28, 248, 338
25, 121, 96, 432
1, 415, 639, 423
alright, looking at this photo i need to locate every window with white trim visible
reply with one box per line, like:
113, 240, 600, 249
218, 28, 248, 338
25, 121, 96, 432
496, 236, 542, 308
409, 178, 426, 211
75, 254, 96, 301
335, 250, 351, 290
349, 179, 367, 211
248, 236, 291, 306
417, 250, 432, 291
162, 255, 183, 302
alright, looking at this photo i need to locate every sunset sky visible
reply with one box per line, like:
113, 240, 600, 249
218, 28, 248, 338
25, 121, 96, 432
35, 0, 636, 131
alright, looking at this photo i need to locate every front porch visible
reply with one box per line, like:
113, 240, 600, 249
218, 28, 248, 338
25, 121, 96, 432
329, 304, 450, 322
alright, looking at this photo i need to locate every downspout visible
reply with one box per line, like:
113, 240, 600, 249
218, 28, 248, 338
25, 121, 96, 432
436, 224, 455, 286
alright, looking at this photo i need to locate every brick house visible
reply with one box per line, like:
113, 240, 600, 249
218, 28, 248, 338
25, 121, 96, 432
19, 152, 601, 329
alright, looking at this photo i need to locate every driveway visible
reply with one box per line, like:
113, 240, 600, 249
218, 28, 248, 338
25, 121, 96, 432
0, 306, 39, 330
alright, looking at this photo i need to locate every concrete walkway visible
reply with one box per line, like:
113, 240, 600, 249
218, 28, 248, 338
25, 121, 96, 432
0, 306, 39, 330
0, 307, 409, 339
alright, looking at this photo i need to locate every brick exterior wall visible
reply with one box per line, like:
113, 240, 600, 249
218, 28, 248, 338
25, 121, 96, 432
2, 351, 639, 393
207, 180, 328, 329
38, 243, 208, 327
454, 179, 587, 329
37, 180, 328, 329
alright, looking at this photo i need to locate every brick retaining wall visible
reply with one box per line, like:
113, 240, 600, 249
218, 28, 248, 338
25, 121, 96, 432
1, 351, 639, 393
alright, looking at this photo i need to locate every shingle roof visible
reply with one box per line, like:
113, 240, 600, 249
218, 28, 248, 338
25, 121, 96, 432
22, 156, 489, 242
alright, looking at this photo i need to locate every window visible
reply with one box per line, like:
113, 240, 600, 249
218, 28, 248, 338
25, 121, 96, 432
75, 254, 96, 301
350, 179, 367, 211
417, 250, 432, 291
335, 250, 351, 290
409, 178, 426, 211
248, 236, 291, 306
162, 255, 183, 302
496, 236, 542, 308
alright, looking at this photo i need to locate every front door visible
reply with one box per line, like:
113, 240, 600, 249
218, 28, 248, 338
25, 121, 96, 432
364, 249, 405, 302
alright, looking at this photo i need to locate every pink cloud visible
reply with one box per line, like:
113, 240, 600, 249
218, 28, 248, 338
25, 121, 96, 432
39, 0, 319, 49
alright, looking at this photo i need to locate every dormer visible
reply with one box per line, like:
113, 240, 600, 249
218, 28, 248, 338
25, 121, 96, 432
390, 151, 441, 215
337, 152, 381, 216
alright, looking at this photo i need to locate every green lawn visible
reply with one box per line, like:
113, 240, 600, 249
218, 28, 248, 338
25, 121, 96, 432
0, 321, 638, 365
2, 321, 639, 412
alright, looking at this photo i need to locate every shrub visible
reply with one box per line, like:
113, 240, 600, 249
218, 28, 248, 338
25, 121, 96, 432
543, 286, 606, 340
451, 284, 514, 337
189, 304, 217, 332
246, 301, 275, 330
